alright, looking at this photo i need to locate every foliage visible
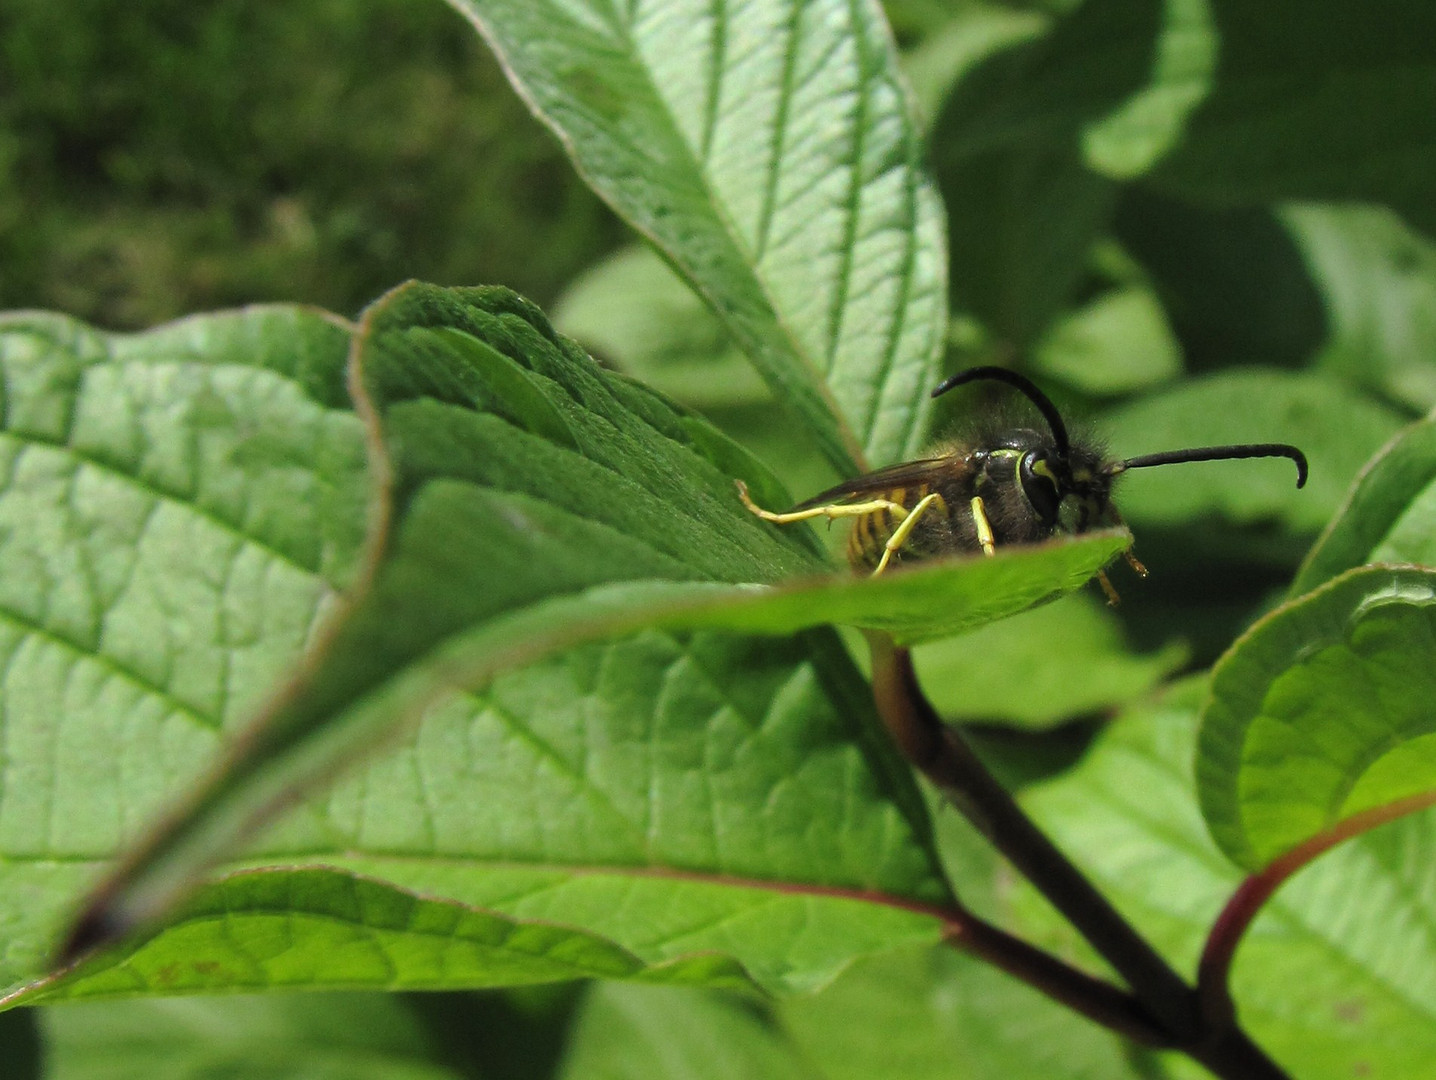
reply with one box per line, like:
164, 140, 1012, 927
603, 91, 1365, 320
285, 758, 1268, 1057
3, 1, 1436, 1078
0, 0, 625, 326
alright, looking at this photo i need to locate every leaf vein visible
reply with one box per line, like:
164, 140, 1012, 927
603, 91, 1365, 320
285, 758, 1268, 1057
2, 432, 326, 580
480, 695, 651, 853
755, 0, 805, 260
0, 604, 220, 733
699, 0, 727, 163
822, 0, 869, 376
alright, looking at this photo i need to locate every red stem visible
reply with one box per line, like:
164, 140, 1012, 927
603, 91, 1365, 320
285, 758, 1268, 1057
1199, 788, 1436, 1026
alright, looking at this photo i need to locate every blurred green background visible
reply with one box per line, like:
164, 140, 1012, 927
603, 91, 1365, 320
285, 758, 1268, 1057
0, 0, 627, 327
0, 0, 1062, 328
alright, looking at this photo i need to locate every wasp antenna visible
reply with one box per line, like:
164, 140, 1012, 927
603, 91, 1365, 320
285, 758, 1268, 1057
931, 366, 1071, 458
1114, 443, 1308, 488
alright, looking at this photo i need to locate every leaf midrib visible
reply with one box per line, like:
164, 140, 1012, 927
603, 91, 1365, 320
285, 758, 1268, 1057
532, 0, 902, 468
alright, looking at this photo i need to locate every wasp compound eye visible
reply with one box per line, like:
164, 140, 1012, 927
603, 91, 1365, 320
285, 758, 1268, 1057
1019, 452, 1062, 527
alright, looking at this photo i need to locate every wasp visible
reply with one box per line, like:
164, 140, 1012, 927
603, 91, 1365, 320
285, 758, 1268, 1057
737, 366, 1308, 603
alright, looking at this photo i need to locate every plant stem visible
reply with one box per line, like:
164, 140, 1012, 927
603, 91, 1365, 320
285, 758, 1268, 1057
866, 633, 1292, 1080
868, 633, 1198, 1035
947, 908, 1172, 1046
1186, 1026, 1293, 1080
1198, 787, 1436, 1028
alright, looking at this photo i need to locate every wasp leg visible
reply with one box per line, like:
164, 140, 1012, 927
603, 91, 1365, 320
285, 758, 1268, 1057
873, 492, 945, 576
1103, 505, 1148, 579
736, 479, 905, 524
970, 495, 996, 557
1096, 569, 1121, 606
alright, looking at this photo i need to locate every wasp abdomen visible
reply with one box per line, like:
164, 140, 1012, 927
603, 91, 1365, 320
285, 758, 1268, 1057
846, 483, 955, 570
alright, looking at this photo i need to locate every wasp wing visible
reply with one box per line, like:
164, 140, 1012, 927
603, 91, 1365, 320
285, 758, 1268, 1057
790, 456, 958, 511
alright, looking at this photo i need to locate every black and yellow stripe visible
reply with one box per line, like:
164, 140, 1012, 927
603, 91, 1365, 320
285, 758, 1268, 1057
847, 483, 937, 569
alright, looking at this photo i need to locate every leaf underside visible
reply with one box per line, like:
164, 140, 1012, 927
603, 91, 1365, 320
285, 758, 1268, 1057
1199, 565, 1436, 870
0, 290, 1115, 1006
449, 0, 948, 473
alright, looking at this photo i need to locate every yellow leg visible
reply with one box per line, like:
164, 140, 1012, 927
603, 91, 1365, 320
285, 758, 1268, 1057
872, 492, 944, 576
970, 495, 996, 557
736, 479, 905, 525
1123, 548, 1149, 578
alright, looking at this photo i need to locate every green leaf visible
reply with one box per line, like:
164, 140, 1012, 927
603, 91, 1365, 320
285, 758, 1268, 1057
2, 289, 1131, 1006
1031, 283, 1183, 396
306, 629, 950, 997
39, 992, 462, 1080
1146, 1, 1436, 237
35, 283, 1130, 972
14, 867, 760, 1006
930, 18, 1117, 350
939, 140, 1115, 352
549, 246, 840, 517
1, 291, 1007, 1004
1198, 564, 1436, 870
907, 2, 1108, 350
551, 245, 769, 410
925, 0, 1230, 350
1021, 681, 1436, 1079
1077, 0, 1217, 180
0, 305, 371, 980
913, 593, 1186, 729
1283, 203, 1436, 411
449, 0, 948, 472
1101, 370, 1405, 535
898, 6, 1046, 133
692, 398, 843, 529
935, 0, 1199, 168
415, 326, 581, 450
1114, 194, 1327, 373
779, 945, 1160, 1080
557, 984, 810, 1080
1294, 417, 1436, 595
5, 622, 950, 1002
630, 530, 1132, 646
929, 0, 1216, 182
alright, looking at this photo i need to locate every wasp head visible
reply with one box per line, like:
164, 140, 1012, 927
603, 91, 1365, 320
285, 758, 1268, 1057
933, 366, 1307, 543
